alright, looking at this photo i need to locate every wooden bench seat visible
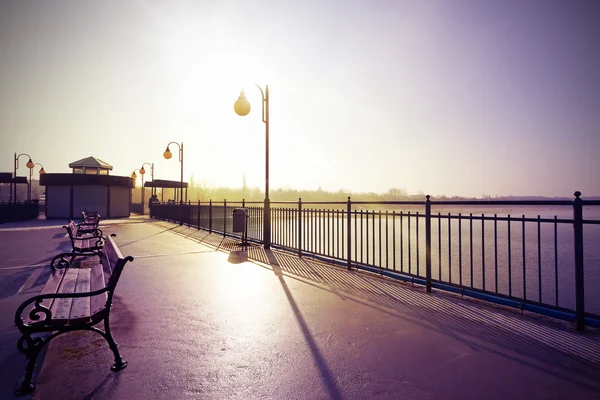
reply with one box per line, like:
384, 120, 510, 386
14, 235, 133, 396
25, 260, 108, 326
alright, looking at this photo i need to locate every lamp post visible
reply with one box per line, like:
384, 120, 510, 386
30, 163, 46, 201
12, 153, 35, 203
131, 169, 143, 210
234, 85, 271, 249
140, 162, 154, 215
163, 142, 183, 225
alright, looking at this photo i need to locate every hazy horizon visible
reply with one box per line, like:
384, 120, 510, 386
1, 0, 599, 198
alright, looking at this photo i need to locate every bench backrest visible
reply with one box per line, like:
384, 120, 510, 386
65, 220, 78, 239
99, 235, 133, 309
81, 211, 100, 225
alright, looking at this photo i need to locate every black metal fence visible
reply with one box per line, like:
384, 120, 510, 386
147, 192, 600, 331
0, 201, 41, 223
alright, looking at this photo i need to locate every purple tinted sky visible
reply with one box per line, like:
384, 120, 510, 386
0, 0, 598, 197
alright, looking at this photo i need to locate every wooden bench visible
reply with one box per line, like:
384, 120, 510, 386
81, 209, 99, 222
14, 235, 134, 395
51, 221, 105, 269
77, 211, 101, 236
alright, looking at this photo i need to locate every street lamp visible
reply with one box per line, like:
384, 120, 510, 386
163, 142, 184, 225
29, 163, 45, 201
131, 169, 142, 211
140, 162, 154, 215
12, 153, 35, 203
234, 85, 271, 249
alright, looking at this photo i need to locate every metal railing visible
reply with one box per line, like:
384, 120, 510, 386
146, 192, 600, 331
0, 201, 42, 222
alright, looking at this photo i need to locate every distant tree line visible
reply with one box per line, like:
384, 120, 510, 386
184, 184, 480, 203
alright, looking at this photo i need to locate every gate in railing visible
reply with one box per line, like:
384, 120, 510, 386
148, 192, 600, 331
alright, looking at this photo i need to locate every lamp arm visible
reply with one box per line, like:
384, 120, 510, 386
255, 85, 267, 124
166, 141, 181, 151
15, 153, 32, 169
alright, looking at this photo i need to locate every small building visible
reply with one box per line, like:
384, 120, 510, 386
40, 156, 134, 219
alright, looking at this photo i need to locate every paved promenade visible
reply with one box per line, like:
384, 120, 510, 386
1, 216, 600, 399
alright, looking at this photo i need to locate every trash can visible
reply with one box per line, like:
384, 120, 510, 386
232, 208, 248, 233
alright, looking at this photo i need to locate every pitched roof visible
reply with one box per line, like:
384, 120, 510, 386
68, 156, 113, 170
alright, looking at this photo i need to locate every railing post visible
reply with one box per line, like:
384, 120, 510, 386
298, 198, 303, 257
197, 200, 200, 229
209, 199, 213, 233
347, 196, 352, 271
573, 191, 585, 331
224, 199, 227, 235
188, 200, 191, 226
425, 195, 432, 293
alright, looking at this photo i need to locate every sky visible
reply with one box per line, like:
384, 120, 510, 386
1, 0, 598, 198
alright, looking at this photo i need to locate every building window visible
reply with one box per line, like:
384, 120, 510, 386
73, 168, 83, 174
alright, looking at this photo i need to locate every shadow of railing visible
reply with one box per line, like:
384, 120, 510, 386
145, 220, 600, 394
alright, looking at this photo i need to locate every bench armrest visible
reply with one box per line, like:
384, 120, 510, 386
15, 287, 111, 329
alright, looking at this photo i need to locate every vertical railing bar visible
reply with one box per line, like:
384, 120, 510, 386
360, 210, 364, 264
366, 210, 369, 265
315, 208, 323, 254
508, 214, 512, 297
347, 197, 352, 270
494, 214, 498, 294
469, 213, 473, 288
438, 212, 442, 281
284, 207, 288, 248
537, 215, 542, 304
298, 199, 302, 257
416, 211, 420, 277
337, 208, 340, 259
385, 210, 389, 270
408, 211, 411, 274
318, 208, 322, 255
448, 213, 452, 284
209, 199, 213, 233
354, 208, 358, 262
482, 213, 485, 292
554, 215, 558, 307
425, 196, 432, 292
372, 210, 376, 267
459, 213, 462, 287
378, 210, 382, 269
400, 211, 404, 273
327, 209, 330, 257
522, 215, 526, 301
341, 208, 344, 260
573, 192, 585, 331
309, 208, 313, 253
223, 200, 227, 236
392, 211, 396, 271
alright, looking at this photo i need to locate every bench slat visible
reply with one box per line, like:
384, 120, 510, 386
90, 261, 108, 316
23, 269, 66, 325
69, 266, 92, 324
50, 269, 79, 322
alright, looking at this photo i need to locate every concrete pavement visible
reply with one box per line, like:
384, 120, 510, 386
1, 217, 600, 399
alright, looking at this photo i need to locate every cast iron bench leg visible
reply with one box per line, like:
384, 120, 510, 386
97, 316, 128, 371
15, 334, 45, 396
